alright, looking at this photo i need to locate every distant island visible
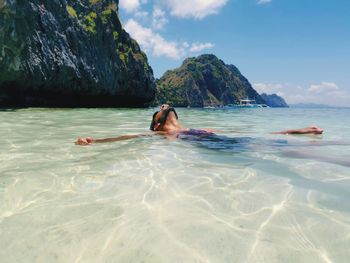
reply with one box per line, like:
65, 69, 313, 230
289, 103, 334, 108
153, 54, 288, 108
260, 93, 288, 108
154, 54, 265, 107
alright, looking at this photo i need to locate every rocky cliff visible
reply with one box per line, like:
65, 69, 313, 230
154, 54, 265, 107
0, 0, 155, 107
260, 93, 288, 107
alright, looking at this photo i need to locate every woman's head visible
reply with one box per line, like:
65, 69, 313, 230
150, 105, 179, 131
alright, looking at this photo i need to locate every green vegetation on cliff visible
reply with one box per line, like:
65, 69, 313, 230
0, 0, 155, 107
154, 54, 265, 107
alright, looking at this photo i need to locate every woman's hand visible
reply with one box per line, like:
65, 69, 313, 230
75, 137, 94, 145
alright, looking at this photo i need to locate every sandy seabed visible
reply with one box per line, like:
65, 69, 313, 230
0, 108, 349, 262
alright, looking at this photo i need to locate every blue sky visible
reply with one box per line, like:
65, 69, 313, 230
119, 0, 350, 106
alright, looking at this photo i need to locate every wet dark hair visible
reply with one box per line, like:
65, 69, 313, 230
150, 107, 178, 131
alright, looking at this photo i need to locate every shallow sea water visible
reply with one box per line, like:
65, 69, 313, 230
0, 107, 350, 262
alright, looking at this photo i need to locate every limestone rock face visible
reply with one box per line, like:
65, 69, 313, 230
0, 0, 155, 107
154, 54, 265, 107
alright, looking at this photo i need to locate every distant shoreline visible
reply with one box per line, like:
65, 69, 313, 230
1, 106, 349, 110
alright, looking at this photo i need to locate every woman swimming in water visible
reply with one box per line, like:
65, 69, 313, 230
75, 104, 215, 145
75, 104, 323, 145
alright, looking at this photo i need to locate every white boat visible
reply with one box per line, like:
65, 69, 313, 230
203, 106, 217, 109
225, 99, 269, 108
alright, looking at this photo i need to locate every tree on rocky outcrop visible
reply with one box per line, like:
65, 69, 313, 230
154, 54, 265, 107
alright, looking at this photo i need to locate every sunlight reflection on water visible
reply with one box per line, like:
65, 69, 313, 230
0, 108, 350, 262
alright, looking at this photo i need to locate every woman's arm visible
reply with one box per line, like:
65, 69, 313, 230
75, 132, 168, 145
75, 134, 150, 145
271, 126, 323, 135
93, 134, 151, 143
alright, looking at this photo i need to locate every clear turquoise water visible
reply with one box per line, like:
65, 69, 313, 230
0, 107, 350, 262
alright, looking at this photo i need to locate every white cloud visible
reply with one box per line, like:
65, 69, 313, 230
164, 0, 229, 19
121, 0, 228, 19
121, 3, 216, 60
134, 11, 149, 21
182, 42, 190, 48
253, 83, 284, 94
257, 0, 272, 5
308, 82, 339, 94
119, 0, 143, 13
253, 82, 350, 107
152, 7, 168, 30
124, 19, 216, 60
190, 42, 214, 52
124, 19, 185, 59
